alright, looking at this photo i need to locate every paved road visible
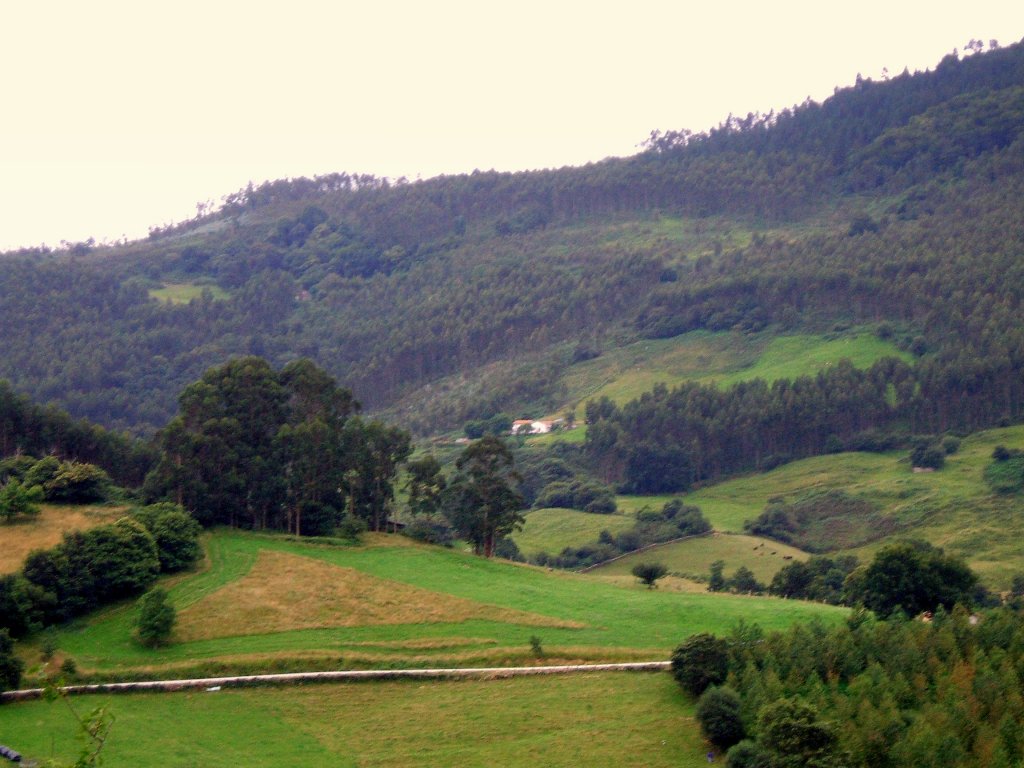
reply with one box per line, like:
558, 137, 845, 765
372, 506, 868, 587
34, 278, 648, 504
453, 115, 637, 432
1, 661, 672, 702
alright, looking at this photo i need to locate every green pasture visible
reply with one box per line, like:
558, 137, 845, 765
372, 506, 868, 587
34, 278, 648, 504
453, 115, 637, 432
705, 332, 912, 389
35, 530, 843, 680
593, 533, 809, 583
149, 282, 228, 304
511, 507, 635, 557
670, 425, 1024, 587
0, 672, 716, 768
536, 328, 908, 445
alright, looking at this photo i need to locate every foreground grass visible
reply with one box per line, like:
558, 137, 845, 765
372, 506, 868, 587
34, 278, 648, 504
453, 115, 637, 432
0, 504, 126, 574
33, 530, 843, 680
0, 672, 712, 767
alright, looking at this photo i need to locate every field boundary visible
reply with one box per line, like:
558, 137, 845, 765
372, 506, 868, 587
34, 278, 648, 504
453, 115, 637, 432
1, 662, 671, 702
579, 531, 714, 573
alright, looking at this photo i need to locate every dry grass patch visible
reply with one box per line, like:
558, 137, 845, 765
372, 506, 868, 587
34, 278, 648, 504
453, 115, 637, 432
176, 550, 583, 641
1, 504, 126, 574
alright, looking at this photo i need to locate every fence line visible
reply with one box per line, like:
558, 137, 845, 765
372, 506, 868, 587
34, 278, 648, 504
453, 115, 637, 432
1, 661, 672, 702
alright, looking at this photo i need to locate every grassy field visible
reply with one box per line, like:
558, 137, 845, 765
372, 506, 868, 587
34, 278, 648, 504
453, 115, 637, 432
528, 328, 909, 450
511, 508, 635, 557
593, 533, 809, 583
0, 504, 127, 574
553, 328, 908, 412
149, 282, 228, 304
706, 332, 912, 388
26, 529, 844, 682
0, 672, 717, 767
655, 425, 1024, 587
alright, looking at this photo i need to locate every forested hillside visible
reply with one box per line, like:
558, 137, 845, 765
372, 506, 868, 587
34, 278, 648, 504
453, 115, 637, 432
1, 39, 1023, 468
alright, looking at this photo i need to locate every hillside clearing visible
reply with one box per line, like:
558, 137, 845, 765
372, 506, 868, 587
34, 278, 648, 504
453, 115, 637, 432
148, 282, 228, 303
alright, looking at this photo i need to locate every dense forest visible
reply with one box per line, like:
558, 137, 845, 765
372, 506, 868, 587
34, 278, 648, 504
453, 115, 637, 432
0, 41, 1023, 497
678, 605, 1024, 768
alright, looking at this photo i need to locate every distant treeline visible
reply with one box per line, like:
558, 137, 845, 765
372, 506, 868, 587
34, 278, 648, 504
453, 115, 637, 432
0, 41, 1022, 443
0, 381, 152, 486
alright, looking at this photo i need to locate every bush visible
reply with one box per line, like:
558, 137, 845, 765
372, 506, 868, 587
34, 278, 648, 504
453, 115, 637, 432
336, 513, 367, 541
403, 516, 455, 546
671, 633, 729, 697
696, 686, 745, 748
136, 588, 175, 647
0, 629, 24, 693
583, 494, 616, 514
132, 503, 202, 572
0, 479, 43, 522
494, 536, 524, 562
725, 740, 775, 768
43, 461, 111, 503
297, 500, 339, 537
0, 573, 46, 637
631, 562, 668, 588
728, 566, 764, 594
984, 453, 1024, 494
911, 442, 945, 470
23, 456, 60, 490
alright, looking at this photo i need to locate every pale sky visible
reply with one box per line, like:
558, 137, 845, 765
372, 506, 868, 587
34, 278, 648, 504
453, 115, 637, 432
1, 1, 1022, 252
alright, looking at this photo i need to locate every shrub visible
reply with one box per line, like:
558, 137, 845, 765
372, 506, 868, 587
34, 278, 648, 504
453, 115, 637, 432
984, 453, 1024, 494
631, 562, 668, 588
0, 629, 24, 693
136, 588, 175, 647
0, 574, 46, 637
911, 443, 945, 470
0, 479, 43, 522
529, 635, 544, 658
297, 500, 339, 537
494, 536, 524, 562
43, 461, 111, 503
696, 686, 745, 748
23, 456, 60, 490
132, 503, 202, 571
941, 436, 961, 455
725, 740, 774, 768
403, 516, 455, 546
584, 495, 616, 514
728, 566, 764, 594
671, 633, 729, 697
336, 513, 367, 541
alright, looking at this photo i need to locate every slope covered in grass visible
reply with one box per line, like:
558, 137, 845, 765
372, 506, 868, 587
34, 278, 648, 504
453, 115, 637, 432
560, 329, 908, 410
511, 508, 635, 557
663, 425, 1024, 586
592, 533, 809, 583
35, 530, 843, 681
